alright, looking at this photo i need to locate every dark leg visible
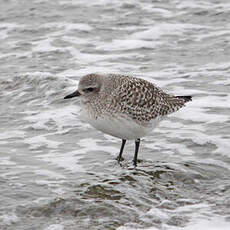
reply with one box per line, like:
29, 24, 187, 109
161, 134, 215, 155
117, 139, 126, 163
133, 139, 140, 167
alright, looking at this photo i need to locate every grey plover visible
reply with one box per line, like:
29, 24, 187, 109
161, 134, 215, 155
64, 73, 192, 166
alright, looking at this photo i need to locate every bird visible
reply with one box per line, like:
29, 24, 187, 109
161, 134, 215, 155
64, 73, 192, 166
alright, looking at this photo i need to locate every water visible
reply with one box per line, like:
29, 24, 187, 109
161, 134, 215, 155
0, 0, 230, 229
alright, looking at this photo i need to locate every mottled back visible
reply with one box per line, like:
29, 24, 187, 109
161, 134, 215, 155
103, 74, 189, 124
77, 73, 191, 126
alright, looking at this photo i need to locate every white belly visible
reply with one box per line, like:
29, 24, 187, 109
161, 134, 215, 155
80, 108, 160, 140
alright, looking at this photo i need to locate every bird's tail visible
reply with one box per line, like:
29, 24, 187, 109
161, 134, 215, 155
176, 96, 192, 102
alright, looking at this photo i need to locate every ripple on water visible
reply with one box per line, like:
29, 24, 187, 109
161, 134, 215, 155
1, 0, 230, 229
2, 161, 226, 229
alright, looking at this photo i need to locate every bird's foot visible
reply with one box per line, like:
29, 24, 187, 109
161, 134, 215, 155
117, 156, 124, 162
132, 159, 142, 167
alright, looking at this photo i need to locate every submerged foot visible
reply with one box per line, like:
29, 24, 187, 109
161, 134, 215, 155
117, 156, 124, 164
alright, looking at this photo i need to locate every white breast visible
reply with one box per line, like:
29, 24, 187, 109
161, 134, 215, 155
80, 107, 160, 140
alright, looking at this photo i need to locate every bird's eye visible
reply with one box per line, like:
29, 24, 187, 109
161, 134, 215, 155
83, 87, 94, 93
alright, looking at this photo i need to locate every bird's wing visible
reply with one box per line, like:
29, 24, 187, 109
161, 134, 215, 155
109, 77, 175, 122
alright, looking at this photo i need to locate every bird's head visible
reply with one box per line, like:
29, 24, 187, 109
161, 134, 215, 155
64, 73, 103, 100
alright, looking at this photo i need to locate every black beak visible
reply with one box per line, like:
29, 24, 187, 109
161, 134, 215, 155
64, 90, 81, 99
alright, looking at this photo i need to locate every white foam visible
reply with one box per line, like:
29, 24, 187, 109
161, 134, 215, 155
65, 46, 132, 64
176, 217, 230, 230
39, 149, 85, 173
118, 202, 230, 230
59, 0, 121, 6
33, 169, 66, 179
78, 138, 118, 154
163, 216, 230, 230
43, 224, 64, 230
0, 213, 19, 226
176, 1, 214, 10
141, 6, 174, 18
60, 67, 119, 77
131, 23, 207, 41
0, 28, 9, 40
211, 135, 230, 156
0, 50, 31, 60
173, 103, 229, 123
118, 218, 230, 230
0, 23, 25, 40
0, 130, 26, 140
24, 105, 81, 132
145, 138, 194, 156
0, 157, 16, 166
117, 225, 158, 230
25, 135, 61, 150
96, 39, 161, 51
145, 206, 169, 220
38, 137, 119, 173
41, 22, 93, 32
32, 38, 58, 52
61, 35, 89, 45
64, 23, 93, 32
196, 30, 230, 42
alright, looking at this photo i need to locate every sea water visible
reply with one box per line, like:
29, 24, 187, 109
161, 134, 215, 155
0, 0, 230, 229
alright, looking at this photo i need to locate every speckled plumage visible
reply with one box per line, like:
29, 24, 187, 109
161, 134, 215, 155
64, 73, 192, 166
78, 73, 189, 124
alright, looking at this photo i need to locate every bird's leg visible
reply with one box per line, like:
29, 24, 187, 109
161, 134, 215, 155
117, 139, 126, 163
133, 138, 140, 167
